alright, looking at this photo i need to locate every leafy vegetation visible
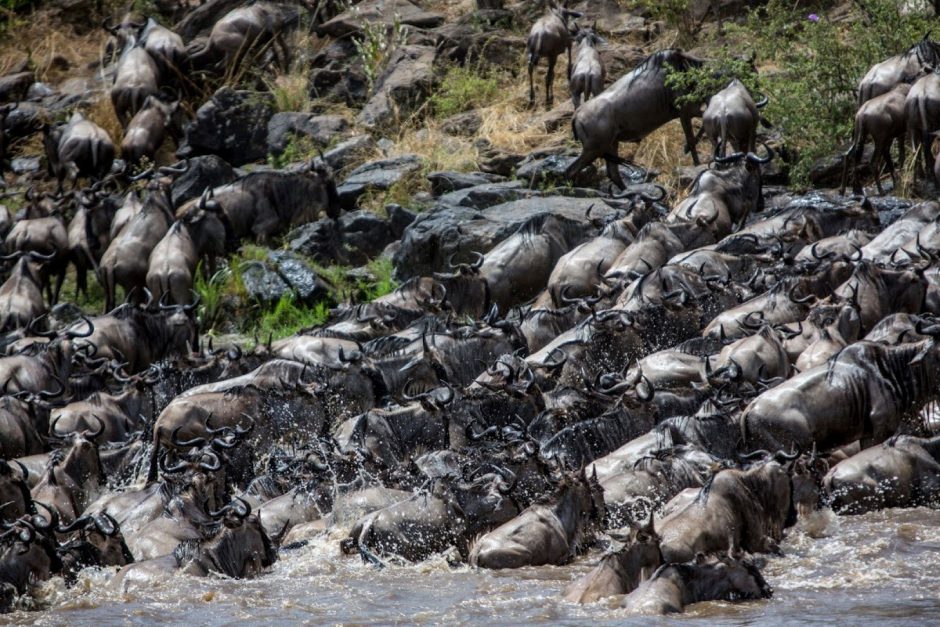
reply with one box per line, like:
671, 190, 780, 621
430, 65, 500, 118
267, 134, 320, 169
352, 11, 409, 90
256, 294, 330, 341
663, 0, 935, 183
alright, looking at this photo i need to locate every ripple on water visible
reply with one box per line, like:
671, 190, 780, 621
10, 507, 940, 625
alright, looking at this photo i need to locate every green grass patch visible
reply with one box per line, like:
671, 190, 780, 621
430, 65, 500, 119
268, 134, 320, 170
256, 294, 330, 341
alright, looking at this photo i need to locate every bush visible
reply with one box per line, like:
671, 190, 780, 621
352, 12, 409, 90
430, 65, 500, 118
666, 0, 935, 184
256, 294, 330, 341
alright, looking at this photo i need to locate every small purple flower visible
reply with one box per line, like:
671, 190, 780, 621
807, 13, 820, 22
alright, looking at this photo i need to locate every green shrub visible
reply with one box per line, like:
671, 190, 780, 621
430, 65, 500, 118
361, 258, 397, 300
666, 0, 935, 184
256, 294, 330, 340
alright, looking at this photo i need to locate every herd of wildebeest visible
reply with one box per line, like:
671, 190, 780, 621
0, 0, 939, 617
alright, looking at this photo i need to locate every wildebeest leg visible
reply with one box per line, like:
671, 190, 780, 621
871, 142, 885, 196
883, 145, 898, 195
567, 43, 572, 80
276, 34, 291, 72
51, 268, 65, 305
680, 115, 700, 165
565, 150, 593, 183
546, 55, 556, 108
528, 60, 537, 107
605, 156, 626, 190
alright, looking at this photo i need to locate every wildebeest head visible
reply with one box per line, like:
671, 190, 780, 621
56, 511, 134, 568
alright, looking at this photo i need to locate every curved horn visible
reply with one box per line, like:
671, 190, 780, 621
746, 143, 775, 165
66, 316, 95, 338
82, 415, 106, 441
94, 512, 119, 537
198, 449, 222, 472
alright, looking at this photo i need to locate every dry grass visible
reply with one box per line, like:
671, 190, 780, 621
0, 10, 102, 83
633, 122, 700, 198
390, 123, 478, 172
84, 95, 123, 147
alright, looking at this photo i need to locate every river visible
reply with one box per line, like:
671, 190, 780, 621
10, 506, 940, 625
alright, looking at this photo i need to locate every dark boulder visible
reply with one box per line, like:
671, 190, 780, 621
440, 111, 482, 136
393, 195, 620, 279
426, 171, 506, 196
338, 210, 396, 264
171, 155, 236, 207
0, 72, 34, 103
267, 113, 349, 156
323, 135, 376, 172
336, 154, 423, 210
178, 88, 274, 166
239, 260, 290, 305
316, 0, 445, 38
288, 219, 344, 264
437, 181, 527, 208
268, 251, 330, 305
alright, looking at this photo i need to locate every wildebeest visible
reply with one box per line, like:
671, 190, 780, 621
110, 40, 162, 127
525, 0, 582, 107
563, 511, 662, 603
656, 453, 798, 561
120, 93, 181, 165
0, 254, 49, 333
841, 83, 911, 196
187, 2, 292, 74
183, 160, 339, 246
566, 49, 706, 189
857, 34, 940, 106
147, 189, 226, 305
568, 23, 605, 108
469, 469, 604, 569
99, 166, 184, 312
42, 113, 115, 192
742, 334, 940, 452
824, 434, 940, 514
905, 69, 940, 181
702, 79, 767, 157
621, 554, 772, 614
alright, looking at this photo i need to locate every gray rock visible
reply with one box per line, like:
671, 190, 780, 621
515, 153, 595, 187
438, 180, 526, 208
178, 88, 274, 166
440, 110, 482, 136
266, 112, 349, 156
393, 195, 620, 279
336, 154, 423, 210
0, 72, 34, 102
339, 209, 396, 263
316, 0, 445, 38
4, 102, 44, 139
288, 219, 344, 264
426, 171, 506, 196
323, 134, 376, 172
386, 203, 417, 237
307, 38, 370, 105
171, 155, 236, 207
478, 148, 524, 176
268, 250, 330, 305
10, 157, 40, 175
239, 260, 289, 304
358, 45, 436, 129
26, 82, 54, 99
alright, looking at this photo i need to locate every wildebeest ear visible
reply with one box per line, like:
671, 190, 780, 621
908, 340, 935, 365
693, 552, 707, 565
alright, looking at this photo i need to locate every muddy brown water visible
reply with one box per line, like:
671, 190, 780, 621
10, 506, 940, 625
